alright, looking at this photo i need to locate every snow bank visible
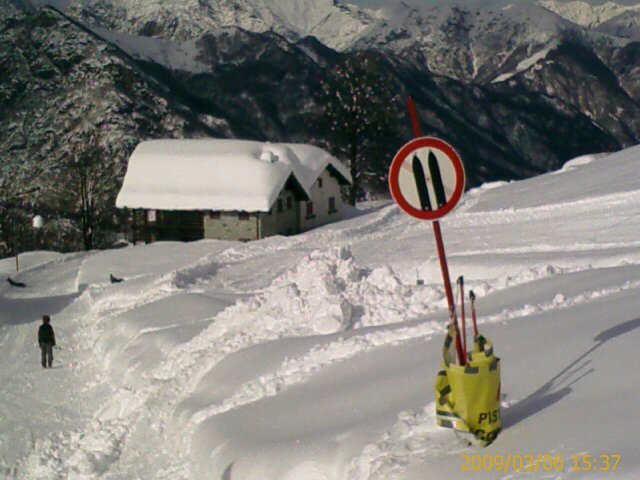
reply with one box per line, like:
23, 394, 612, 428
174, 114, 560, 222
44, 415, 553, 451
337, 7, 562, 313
210, 246, 444, 333
467, 144, 640, 211
0, 251, 63, 277
77, 240, 233, 286
555, 152, 608, 173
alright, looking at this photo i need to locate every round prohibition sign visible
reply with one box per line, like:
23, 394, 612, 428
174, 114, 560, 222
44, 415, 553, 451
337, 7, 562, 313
389, 136, 465, 221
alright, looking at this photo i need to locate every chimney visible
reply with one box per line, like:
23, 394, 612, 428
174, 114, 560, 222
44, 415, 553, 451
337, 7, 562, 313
260, 149, 278, 163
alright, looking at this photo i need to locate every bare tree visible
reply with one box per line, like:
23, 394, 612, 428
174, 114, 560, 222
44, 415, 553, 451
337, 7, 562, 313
0, 182, 41, 259
57, 136, 114, 251
317, 53, 401, 205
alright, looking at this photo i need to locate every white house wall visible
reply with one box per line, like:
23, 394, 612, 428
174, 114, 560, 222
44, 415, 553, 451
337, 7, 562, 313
300, 169, 343, 231
260, 188, 300, 237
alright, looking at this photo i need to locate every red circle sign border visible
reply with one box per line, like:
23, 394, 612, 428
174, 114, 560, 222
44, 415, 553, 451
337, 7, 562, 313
389, 136, 465, 221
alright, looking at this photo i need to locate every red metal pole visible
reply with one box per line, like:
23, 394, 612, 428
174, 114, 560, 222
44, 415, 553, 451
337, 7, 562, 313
407, 96, 422, 139
407, 96, 465, 364
432, 220, 455, 317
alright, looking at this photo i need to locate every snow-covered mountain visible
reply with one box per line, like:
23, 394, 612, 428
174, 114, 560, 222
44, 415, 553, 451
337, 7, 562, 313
45, 0, 640, 47
58, 0, 640, 150
1, 0, 639, 254
20, 0, 640, 86
539, 0, 640, 27
351, 2, 579, 82
58, 0, 375, 50
596, 9, 640, 40
39, 0, 639, 79
3, 145, 640, 479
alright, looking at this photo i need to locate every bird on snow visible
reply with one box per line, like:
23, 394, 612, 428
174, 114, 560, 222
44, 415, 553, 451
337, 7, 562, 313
110, 273, 124, 284
7, 277, 26, 288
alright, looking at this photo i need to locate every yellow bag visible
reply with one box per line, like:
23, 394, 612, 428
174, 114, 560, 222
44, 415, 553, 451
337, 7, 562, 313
435, 324, 501, 446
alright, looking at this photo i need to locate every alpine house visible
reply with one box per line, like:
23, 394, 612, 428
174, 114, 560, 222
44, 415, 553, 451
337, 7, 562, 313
115, 139, 352, 242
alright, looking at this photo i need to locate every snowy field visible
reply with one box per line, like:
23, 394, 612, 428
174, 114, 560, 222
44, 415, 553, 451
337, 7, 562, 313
2, 145, 640, 479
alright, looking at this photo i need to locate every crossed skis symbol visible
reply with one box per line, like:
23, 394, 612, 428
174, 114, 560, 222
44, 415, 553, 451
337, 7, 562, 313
412, 150, 447, 211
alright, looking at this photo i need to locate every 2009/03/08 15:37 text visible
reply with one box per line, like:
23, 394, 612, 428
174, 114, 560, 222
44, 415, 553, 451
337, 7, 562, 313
460, 453, 621, 474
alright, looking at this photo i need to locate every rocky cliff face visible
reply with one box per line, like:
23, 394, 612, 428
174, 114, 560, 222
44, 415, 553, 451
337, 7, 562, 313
0, 4, 218, 252
0, 0, 638, 252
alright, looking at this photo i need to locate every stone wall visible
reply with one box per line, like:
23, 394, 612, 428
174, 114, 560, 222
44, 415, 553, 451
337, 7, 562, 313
260, 188, 301, 237
204, 211, 258, 241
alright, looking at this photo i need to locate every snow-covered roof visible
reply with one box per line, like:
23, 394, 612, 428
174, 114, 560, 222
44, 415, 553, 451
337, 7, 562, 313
116, 139, 352, 212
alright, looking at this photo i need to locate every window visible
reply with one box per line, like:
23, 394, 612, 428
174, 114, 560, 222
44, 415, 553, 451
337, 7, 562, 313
277, 199, 283, 212
209, 211, 220, 219
305, 201, 314, 219
317, 178, 323, 188
328, 197, 336, 213
239, 212, 250, 221
286, 196, 292, 210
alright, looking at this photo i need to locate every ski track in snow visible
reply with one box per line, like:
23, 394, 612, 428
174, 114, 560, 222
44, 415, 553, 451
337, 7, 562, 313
7, 252, 196, 479
346, 403, 466, 480
186, 321, 442, 424
12, 243, 640, 479
453, 240, 640, 256
13, 240, 640, 478
184, 266, 640, 435
482, 278, 640, 325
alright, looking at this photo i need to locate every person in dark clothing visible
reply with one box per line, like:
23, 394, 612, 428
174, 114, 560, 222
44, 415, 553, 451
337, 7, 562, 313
38, 315, 56, 368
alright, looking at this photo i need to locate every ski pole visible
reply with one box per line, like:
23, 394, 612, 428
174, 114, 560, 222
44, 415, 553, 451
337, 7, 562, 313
458, 276, 467, 365
448, 302, 464, 366
469, 290, 486, 352
451, 276, 465, 366
469, 290, 479, 337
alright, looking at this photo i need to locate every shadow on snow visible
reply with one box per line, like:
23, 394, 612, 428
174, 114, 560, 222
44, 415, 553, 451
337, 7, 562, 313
0, 287, 86, 327
503, 316, 640, 428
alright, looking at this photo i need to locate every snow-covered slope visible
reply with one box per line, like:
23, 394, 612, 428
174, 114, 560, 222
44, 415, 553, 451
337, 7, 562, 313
596, 10, 640, 40
3, 144, 640, 479
539, 0, 640, 27
353, 2, 577, 81
59, 0, 375, 50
